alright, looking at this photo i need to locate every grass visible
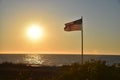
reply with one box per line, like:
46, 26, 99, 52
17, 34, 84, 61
0, 60, 120, 80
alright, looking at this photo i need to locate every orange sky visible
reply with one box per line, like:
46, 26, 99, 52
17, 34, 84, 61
0, 0, 120, 55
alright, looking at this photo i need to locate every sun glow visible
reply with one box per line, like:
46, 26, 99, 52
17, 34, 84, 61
27, 24, 43, 41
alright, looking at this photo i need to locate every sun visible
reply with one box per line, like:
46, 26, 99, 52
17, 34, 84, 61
27, 24, 43, 40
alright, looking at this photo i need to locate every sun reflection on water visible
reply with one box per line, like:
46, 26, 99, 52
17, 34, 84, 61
24, 54, 44, 66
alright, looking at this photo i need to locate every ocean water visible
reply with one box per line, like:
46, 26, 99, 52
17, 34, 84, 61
0, 54, 120, 66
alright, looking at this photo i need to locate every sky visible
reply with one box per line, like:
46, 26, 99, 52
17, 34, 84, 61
0, 0, 120, 55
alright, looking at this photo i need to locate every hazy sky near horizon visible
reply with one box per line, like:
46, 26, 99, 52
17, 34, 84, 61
0, 0, 120, 54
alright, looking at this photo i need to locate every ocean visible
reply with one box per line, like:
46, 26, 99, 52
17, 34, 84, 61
0, 54, 120, 66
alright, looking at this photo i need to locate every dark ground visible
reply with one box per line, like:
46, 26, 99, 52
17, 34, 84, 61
0, 60, 120, 80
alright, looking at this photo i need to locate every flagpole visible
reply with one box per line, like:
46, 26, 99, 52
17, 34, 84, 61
81, 16, 83, 64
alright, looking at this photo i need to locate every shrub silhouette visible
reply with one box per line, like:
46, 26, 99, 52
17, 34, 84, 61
57, 59, 120, 80
0, 60, 120, 80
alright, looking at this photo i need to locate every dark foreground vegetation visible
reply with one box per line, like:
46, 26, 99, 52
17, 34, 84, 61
0, 60, 120, 80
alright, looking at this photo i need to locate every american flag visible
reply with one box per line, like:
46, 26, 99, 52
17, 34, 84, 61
64, 18, 82, 31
